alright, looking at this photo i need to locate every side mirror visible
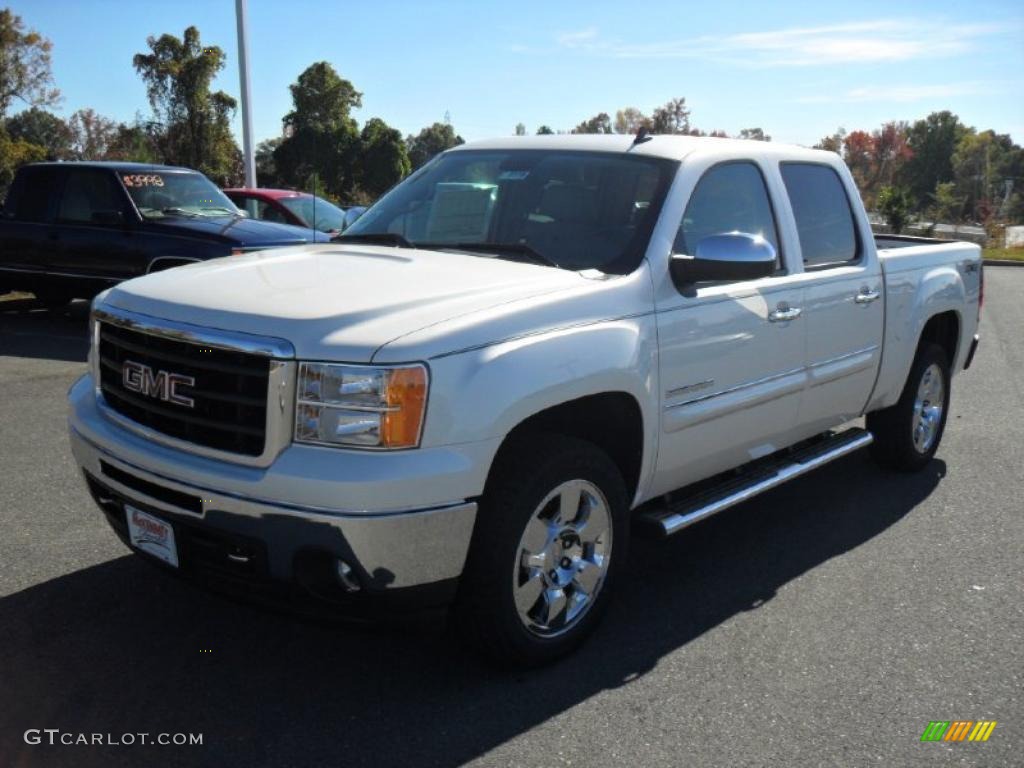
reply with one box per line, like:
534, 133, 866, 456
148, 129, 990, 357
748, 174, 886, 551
91, 210, 126, 227
670, 232, 776, 287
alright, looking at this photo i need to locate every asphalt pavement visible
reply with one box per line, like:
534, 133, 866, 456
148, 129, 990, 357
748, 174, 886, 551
0, 273, 1021, 768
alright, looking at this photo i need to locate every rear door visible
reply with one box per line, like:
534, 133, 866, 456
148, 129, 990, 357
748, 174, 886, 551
780, 163, 884, 433
651, 159, 808, 495
50, 168, 143, 281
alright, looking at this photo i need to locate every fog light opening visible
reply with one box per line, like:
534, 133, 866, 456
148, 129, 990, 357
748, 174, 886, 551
335, 559, 361, 592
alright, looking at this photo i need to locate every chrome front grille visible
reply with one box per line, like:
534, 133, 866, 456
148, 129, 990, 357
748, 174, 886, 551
92, 305, 296, 464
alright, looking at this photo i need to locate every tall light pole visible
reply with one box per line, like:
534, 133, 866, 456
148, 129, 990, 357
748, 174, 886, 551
235, 0, 257, 188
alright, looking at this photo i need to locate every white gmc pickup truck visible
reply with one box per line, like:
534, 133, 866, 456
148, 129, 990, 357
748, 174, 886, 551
67, 135, 982, 666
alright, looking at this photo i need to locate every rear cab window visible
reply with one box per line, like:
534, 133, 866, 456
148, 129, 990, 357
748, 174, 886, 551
780, 163, 859, 268
5, 166, 62, 223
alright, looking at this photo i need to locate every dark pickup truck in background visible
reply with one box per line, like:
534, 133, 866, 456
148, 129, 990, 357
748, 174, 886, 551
0, 162, 330, 306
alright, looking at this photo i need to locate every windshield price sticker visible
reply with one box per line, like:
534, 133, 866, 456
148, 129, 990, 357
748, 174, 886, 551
122, 174, 165, 187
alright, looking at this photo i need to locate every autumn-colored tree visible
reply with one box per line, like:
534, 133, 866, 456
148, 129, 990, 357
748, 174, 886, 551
614, 107, 649, 134
813, 129, 846, 154
867, 121, 912, 193
68, 108, 119, 159
0, 8, 60, 119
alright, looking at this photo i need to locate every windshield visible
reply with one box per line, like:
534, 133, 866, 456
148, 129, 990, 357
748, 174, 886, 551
120, 170, 241, 219
342, 149, 678, 273
279, 195, 347, 232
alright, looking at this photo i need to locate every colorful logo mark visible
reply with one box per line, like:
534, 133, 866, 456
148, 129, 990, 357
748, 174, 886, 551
921, 721, 997, 742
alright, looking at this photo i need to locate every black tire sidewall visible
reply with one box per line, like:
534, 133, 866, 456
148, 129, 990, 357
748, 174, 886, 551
889, 344, 951, 469
456, 434, 630, 666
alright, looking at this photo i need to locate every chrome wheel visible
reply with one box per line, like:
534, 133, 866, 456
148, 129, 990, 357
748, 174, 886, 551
512, 479, 613, 638
911, 362, 945, 454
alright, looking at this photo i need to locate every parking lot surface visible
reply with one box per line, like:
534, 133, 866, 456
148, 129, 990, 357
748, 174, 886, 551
0, 271, 1021, 767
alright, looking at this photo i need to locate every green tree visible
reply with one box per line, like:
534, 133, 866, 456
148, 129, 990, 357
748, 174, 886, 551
254, 137, 282, 187
572, 112, 612, 134
514, 122, 526, 136
0, 125, 45, 196
899, 111, 968, 211
877, 186, 913, 233
4, 106, 71, 158
536, 125, 554, 135
0, 8, 60, 119
738, 127, 770, 142
105, 119, 162, 163
930, 181, 963, 223
951, 129, 1023, 223
356, 117, 410, 200
67, 108, 118, 159
274, 62, 361, 196
650, 97, 690, 134
406, 122, 463, 170
132, 26, 240, 181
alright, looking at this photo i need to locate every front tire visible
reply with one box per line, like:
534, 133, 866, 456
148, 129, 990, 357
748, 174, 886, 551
454, 434, 630, 667
867, 343, 951, 471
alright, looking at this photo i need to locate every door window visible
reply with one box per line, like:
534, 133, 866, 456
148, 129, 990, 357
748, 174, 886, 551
675, 162, 780, 267
780, 163, 859, 267
57, 169, 126, 225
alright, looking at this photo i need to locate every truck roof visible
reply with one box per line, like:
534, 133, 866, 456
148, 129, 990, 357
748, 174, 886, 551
23, 161, 198, 173
451, 134, 833, 163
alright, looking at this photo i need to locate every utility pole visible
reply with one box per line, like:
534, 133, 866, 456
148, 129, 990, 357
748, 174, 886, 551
235, 0, 257, 188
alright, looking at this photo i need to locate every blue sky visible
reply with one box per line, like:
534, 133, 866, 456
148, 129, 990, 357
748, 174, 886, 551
12, 0, 1024, 147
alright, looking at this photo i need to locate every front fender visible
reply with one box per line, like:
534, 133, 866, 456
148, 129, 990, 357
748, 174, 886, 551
422, 315, 659, 503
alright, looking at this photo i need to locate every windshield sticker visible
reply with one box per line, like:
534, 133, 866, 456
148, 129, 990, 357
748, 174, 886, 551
122, 174, 164, 188
498, 170, 530, 181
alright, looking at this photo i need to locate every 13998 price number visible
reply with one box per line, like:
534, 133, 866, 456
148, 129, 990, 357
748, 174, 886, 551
122, 174, 164, 187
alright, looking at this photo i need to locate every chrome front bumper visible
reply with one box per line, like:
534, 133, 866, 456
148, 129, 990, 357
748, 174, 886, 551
68, 376, 482, 596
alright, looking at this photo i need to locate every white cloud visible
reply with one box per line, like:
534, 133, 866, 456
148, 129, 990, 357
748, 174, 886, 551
796, 82, 994, 104
556, 26, 599, 49
557, 19, 1010, 67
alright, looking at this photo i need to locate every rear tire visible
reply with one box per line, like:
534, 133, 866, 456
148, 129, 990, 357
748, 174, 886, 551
867, 343, 951, 471
453, 434, 630, 668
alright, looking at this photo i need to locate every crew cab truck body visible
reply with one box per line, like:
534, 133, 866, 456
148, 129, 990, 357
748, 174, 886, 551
0, 162, 330, 306
66, 136, 981, 665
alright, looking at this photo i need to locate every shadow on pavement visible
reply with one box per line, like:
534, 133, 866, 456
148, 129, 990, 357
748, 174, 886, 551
0, 298, 90, 363
0, 454, 945, 768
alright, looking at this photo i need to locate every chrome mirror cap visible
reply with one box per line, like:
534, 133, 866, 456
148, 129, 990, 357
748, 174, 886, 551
671, 232, 776, 286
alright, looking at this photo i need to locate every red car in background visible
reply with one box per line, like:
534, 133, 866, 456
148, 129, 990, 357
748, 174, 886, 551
224, 188, 352, 235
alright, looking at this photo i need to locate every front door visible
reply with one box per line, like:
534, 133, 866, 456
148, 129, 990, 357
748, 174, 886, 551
651, 160, 808, 497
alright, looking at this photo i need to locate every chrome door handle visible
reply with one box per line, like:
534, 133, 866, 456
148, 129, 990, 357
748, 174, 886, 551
768, 307, 802, 322
855, 289, 880, 304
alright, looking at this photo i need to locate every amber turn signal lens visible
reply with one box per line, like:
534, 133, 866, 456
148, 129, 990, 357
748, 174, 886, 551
382, 367, 428, 448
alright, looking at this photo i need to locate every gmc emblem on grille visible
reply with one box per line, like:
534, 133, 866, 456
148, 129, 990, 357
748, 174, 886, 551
122, 360, 195, 408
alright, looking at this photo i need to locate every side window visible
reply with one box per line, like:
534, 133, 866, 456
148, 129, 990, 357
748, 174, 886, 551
674, 162, 780, 266
9, 168, 60, 223
257, 200, 288, 223
57, 170, 125, 225
780, 163, 858, 267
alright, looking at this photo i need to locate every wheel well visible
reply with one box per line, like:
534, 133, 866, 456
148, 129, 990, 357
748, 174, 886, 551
919, 311, 960, 365
491, 392, 645, 501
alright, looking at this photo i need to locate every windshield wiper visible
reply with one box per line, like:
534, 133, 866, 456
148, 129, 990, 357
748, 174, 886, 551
161, 207, 201, 218
424, 241, 559, 268
332, 232, 416, 248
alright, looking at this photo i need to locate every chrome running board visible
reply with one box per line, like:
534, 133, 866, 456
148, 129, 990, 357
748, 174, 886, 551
640, 428, 873, 537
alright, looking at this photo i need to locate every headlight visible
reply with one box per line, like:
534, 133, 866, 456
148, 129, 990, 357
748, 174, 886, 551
294, 363, 428, 449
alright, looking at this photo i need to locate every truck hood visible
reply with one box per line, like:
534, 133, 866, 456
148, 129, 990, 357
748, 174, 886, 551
144, 215, 331, 245
100, 243, 590, 361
